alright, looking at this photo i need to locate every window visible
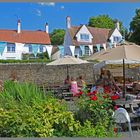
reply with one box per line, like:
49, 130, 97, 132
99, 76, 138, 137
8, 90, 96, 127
74, 47, 82, 57
80, 34, 89, 41
85, 46, 91, 55
113, 36, 120, 42
93, 46, 97, 53
39, 46, 43, 53
29, 46, 32, 53
7, 43, 15, 52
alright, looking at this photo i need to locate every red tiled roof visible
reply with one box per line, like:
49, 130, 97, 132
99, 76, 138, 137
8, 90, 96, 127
0, 29, 51, 44
68, 25, 112, 46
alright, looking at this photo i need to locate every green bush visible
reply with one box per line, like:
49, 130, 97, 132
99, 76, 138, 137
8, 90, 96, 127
0, 81, 116, 137
0, 59, 51, 64
22, 52, 49, 60
0, 81, 80, 137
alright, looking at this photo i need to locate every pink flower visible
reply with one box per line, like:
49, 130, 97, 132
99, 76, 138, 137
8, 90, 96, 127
114, 105, 118, 110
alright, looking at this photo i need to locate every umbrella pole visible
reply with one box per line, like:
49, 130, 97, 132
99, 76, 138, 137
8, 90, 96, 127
66, 65, 69, 76
123, 59, 126, 98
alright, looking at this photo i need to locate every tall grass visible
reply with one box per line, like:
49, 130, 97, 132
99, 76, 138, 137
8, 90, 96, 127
0, 81, 50, 109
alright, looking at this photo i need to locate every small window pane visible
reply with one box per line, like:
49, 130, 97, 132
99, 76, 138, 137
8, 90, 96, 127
39, 46, 43, 52
29, 46, 32, 53
7, 43, 15, 52
80, 34, 89, 41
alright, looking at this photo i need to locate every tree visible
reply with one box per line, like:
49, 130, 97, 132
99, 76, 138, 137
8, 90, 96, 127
129, 9, 140, 44
50, 29, 65, 45
88, 15, 115, 29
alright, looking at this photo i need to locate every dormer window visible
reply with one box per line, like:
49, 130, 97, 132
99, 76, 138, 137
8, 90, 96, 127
80, 34, 89, 41
113, 36, 120, 42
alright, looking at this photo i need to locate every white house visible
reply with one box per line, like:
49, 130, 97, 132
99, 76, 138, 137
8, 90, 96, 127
0, 20, 52, 60
64, 16, 123, 57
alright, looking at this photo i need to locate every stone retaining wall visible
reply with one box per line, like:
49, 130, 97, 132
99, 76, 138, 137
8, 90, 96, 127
0, 63, 94, 87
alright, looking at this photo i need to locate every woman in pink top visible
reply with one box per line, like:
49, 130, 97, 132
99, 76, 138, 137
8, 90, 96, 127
70, 77, 79, 96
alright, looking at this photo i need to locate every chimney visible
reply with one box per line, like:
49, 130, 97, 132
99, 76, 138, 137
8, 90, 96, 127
45, 23, 49, 33
115, 20, 120, 31
66, 16, 71, 29
17, 19, 21, 33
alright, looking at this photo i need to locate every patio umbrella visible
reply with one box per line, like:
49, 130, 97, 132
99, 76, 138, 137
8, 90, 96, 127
86, 42, 140, 97
47, 55, 89, 76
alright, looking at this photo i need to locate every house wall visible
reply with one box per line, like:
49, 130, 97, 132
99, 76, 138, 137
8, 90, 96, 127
109, 28, 122, 43
0, 63, 94, 87
64, 30, 73, 55
0, 43, 24, 60
76, 25, 93, 43
0, 43, 51, 60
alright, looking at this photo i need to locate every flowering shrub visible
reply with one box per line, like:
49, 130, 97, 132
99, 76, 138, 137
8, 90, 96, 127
74, 87, 116, 137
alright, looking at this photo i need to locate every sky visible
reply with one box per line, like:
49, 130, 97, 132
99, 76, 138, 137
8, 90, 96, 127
0, 2, 140, 32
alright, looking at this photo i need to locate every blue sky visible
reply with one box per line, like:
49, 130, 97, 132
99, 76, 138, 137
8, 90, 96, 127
0, 2, 140, 32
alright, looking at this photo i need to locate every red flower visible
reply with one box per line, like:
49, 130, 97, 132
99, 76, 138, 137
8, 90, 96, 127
79, 91, 83, 95
104, 86, 110, 94
87, 92, 91, 96
114, 127, 117, 133
111, 95, 119, 100
92, 90, 97, 95
90, 95, 97, 101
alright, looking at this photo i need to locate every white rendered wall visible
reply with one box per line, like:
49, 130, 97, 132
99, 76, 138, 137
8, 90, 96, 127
109, 28, 122, 43
76, 25, 93, 43
0, 43, 51, 60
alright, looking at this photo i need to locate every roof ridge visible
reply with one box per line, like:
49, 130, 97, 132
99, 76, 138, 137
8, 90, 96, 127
0, 29, 46, 33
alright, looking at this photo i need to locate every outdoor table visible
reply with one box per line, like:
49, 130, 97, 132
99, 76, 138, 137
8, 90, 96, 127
115, 98, 140, 118
115, 99, 140, 107
115, 98, 140, 130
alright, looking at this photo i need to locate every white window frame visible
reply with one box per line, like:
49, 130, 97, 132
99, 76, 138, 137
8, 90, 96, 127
7, 43, 15, 53
113, 36, 120, 42
80, 34, 90, 41
85, 46, 91, 56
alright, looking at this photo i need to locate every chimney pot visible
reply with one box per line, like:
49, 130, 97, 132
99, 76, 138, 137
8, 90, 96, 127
115, 20, 120, 31
66, 16, 71, 29
17, 19, 21, 33
45, 22, 49, 33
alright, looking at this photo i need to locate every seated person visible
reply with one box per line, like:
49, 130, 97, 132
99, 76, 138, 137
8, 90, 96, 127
64, 75, 71, 88
77, 75, 87, 90
70, 77, 80, 96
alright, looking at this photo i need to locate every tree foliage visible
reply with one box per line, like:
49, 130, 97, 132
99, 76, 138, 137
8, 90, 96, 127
129, 9, 140, 44
88, 15, 115, 29
50, 29, 65, 45
88, 15, 127, 39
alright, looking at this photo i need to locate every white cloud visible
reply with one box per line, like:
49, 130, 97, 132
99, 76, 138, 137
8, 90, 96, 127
60, 5, 64, 10
36, 9, 42, 17
38, 2, 55, 7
